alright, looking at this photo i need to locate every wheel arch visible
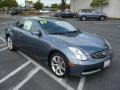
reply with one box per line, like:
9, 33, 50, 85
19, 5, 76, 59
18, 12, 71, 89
6, 33, 11, 41
48, 49, 69, 67
5, 29, 14, 41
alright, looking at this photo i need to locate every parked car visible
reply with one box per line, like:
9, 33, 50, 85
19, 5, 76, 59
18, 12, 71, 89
5, 17, 113, 77
10, 9, 23, 15
77, 9, 107, 21
54, 11, 76, 18
39, 10, 51, 14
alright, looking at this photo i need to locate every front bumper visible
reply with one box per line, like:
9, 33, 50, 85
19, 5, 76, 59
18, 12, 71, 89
69, 53, 113, 76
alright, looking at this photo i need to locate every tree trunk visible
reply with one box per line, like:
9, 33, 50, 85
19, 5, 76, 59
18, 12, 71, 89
100, 0, 103, 13
61, 0, 66, 11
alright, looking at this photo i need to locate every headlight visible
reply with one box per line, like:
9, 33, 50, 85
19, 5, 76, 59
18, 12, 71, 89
105, 39, 111, 49
68, 47, 87, 60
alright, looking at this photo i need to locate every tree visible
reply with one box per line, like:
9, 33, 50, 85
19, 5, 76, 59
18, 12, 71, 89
45, 6, 49, 8
51, 3, 59, 9
61, 0, 66, 11
59, 3, 70, 10
27, 0, 33, 6
0, 0, 3, 8
65, 3, 70, 9
90, 0, 109, 12
2, 0, 18, 8
33, 1, 43, 10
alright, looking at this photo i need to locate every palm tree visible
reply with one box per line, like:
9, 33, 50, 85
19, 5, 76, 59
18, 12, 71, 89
90, 0, 109, 12
61, 0, 66, 11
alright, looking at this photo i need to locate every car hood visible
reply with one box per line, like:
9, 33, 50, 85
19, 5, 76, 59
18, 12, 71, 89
48, 33, 108, 54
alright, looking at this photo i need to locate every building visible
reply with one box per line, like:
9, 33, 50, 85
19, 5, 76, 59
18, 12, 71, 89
71, 0, 120, 18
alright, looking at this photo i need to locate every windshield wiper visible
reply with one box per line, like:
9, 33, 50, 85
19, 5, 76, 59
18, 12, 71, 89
51, 32, 66, 35
51, 30, 80, 35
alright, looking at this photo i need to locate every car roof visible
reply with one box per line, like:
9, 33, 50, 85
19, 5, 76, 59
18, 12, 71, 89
81, 9, 93, 10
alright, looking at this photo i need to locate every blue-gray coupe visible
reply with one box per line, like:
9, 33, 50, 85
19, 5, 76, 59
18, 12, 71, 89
5, 17, 113, 77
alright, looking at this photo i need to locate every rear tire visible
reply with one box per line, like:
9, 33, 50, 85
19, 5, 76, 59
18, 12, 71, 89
50, 52, 69, 78
100, 16, 105, 21
7, 36, 16, 51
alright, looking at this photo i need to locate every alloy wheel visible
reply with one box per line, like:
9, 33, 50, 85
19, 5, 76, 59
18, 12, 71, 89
51, 56, 66, 76
7, 37, 13, 50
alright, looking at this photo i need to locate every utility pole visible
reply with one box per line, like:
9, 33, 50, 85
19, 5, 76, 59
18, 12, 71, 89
100, 0, 103, 13
25, 0, 27, 10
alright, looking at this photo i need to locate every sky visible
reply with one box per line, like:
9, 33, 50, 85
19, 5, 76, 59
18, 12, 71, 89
16, 0, 70, 6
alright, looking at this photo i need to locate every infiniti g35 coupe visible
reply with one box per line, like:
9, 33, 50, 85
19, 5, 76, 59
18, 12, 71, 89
5, 17, 113, 77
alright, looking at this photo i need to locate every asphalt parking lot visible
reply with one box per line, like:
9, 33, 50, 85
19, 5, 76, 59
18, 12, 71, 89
0, 18, 120, 90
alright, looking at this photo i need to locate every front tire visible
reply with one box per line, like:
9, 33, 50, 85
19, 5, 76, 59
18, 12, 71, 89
7, 36, 16, 51
50, 53, 69, 78
81, 16, 87, 21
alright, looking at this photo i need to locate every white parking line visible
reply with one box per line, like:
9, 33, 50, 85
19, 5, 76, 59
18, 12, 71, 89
59, 77, 68, 82
0, 47, 8, 52
0, 37, 6, 42
77, 77, 86, 90
18, 51, 75, 90
12, 67, 40, 90
0, 44, 6, 47
0, 34, 5, 37
0, 61, 31, 84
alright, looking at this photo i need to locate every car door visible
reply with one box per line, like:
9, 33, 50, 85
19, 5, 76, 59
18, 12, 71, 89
91, 10, 99, 19
85, 10, 93, 19
64, 12, 72, 18
18, 20, 32, 51
11, 21, 24, 46
19, 20, 49, 59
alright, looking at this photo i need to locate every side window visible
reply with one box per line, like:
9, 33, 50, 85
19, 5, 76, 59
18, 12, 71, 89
82, 9, 92, 13
23, 21, 32, 31
92, 10, 97, 14
30, 21, 42, 32
15, 20, 24, 28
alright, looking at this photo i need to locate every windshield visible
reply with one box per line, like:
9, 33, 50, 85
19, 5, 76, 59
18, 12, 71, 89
39, 20, 80, 34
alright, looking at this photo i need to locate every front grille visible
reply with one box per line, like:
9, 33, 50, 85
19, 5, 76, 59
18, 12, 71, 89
91, 48, 110, 59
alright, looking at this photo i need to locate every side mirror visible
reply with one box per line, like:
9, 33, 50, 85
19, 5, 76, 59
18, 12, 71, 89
19, 23, 24, 28
31, 31, 42, 37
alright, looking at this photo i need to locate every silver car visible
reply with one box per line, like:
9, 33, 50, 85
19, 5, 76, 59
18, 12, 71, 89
77, 9, 107, 21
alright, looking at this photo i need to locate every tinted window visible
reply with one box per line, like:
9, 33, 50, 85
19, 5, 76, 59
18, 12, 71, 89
81, 9, 92, 13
